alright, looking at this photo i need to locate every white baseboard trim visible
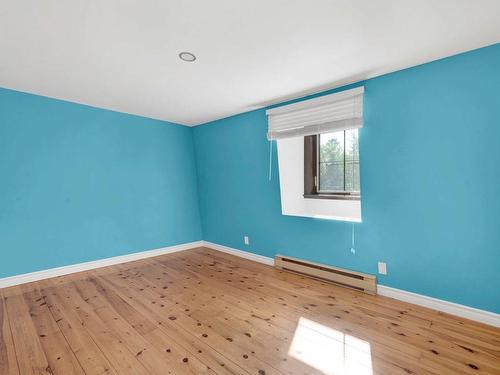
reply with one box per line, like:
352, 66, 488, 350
2, 240, 498, 328
202, 241, 499, 327
378, 285, 500, 328
0, 241, 204, 289
202, 241, 275, 266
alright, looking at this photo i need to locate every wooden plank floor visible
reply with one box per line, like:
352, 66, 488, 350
1, 247, 499, 375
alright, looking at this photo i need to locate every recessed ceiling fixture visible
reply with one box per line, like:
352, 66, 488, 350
179, 52, 196, 62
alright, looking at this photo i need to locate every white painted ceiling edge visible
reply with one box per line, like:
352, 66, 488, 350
1, 0, 499, 126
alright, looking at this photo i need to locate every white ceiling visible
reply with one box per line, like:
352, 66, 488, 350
1, 1, 499, 126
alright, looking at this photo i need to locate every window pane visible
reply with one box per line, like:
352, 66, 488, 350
345, 129, 360, 192
344, 160, 360, 192
319, 132, 344, 163
319, 162, 344, 191
319, 129, 360, 193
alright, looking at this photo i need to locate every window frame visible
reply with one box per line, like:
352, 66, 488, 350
303, 132, 361, 201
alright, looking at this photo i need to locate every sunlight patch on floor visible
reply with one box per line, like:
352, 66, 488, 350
288, 317, 373, 375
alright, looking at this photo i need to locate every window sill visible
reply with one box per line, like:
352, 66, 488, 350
303, 194, 360, 201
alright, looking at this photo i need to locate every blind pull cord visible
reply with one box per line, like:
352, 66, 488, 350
268, 140, 273, 181
350, 223, 356, 254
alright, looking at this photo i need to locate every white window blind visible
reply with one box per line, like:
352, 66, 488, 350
266, 86, 364, 140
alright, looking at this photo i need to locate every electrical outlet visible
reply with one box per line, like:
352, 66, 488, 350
378, 262, 387, 275
244, 236, 249, 245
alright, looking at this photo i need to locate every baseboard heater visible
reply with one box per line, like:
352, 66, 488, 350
275, 254, 377, 295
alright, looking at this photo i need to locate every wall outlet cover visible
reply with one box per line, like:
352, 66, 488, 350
378, 262, 387, 275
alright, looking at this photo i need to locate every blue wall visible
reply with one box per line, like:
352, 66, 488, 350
0, 88, 202, 278
193, 44, 500, 313
2, 44, 499, 313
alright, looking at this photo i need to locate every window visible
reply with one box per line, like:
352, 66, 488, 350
267, 86, 363, 221
304, 129, 360, 200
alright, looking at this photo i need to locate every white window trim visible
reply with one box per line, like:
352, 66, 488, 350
277, 137, 362, 222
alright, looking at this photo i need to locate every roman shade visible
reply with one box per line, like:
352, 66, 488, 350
266, 86, 364, 140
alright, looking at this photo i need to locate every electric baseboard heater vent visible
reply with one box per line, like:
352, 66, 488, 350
275, 254, 377, 295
